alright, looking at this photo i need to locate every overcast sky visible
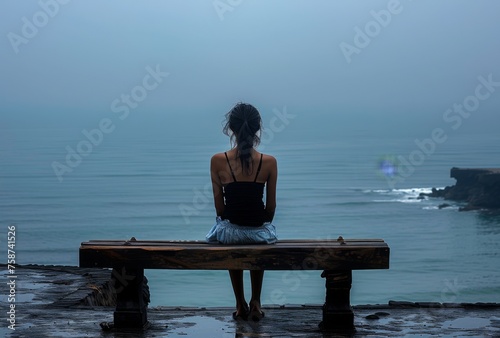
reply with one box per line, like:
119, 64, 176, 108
1, 0, 499, 129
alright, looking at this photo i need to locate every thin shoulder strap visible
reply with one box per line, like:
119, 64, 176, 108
224, 152, 237, 182
254, 154, 263, 182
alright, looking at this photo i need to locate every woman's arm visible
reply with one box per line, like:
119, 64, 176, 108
264, 155, 278, 222
210, 154, 225, 217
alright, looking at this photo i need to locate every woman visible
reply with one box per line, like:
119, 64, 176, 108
206, 102, 278, 321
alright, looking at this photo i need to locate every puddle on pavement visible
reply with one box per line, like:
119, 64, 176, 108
167, 315, 234, 337
0, 327, 14, 336
18, 281, 53, 290
442, 317, 491, 329
0, 293, 35, 303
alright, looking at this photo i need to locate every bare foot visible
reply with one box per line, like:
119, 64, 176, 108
232, 302, 249, 320
249, 301, 265, 321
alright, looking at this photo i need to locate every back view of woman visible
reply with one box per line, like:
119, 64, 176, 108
206, 102, 278, 321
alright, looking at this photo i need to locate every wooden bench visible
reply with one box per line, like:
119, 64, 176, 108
79, 238, 390, 331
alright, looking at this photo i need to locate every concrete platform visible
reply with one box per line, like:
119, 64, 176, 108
1, 265, 499, 337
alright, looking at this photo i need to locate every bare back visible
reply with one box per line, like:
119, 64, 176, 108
210, 149, 277, 220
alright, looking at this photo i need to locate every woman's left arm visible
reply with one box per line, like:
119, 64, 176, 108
210, 154, 225, 217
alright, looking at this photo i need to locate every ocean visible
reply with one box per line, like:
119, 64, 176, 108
1, 112, 500, 308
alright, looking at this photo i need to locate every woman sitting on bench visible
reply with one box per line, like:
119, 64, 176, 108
206, 102, 278, 321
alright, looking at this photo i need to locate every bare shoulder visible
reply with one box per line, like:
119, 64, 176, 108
211, 152, 226, 161
261, 153, 277, 166
210, 152, 226, 167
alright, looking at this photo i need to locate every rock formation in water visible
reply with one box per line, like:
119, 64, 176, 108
420, 167, 500, 211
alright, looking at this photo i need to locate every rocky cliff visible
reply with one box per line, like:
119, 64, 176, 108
421, 168, 500, 211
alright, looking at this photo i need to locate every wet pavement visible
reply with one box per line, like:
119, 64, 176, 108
1, 265, 499, 337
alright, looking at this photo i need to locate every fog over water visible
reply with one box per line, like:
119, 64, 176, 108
1, 0, 499, 134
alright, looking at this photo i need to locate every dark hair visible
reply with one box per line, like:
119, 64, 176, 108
223, 103, 262, 174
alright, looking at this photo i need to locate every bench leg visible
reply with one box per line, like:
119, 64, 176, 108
111, 267, 150, 329
319, 270, 354, 331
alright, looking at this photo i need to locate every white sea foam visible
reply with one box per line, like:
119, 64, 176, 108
367, 187, 443, 204
423, 205, 460, 211
373, 198, 422, 203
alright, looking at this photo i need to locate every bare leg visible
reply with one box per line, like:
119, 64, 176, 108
249, 270, 265, 319
228, 270, 247, 317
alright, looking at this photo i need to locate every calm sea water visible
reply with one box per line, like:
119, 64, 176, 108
1, 115, 500, 307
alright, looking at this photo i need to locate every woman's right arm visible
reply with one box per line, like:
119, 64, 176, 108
264, 156, 278, 222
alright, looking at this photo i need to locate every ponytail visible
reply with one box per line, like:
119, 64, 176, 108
223, 103, 262, 174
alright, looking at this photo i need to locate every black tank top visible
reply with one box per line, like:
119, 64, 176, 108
222, 152, 266, 227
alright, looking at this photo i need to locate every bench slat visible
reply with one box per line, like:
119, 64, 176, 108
80, 239, 386, 247
82, 239, 386, 243
79, 239, 389, 271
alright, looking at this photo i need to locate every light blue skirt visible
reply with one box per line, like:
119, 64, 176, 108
206, 216, 278, 245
